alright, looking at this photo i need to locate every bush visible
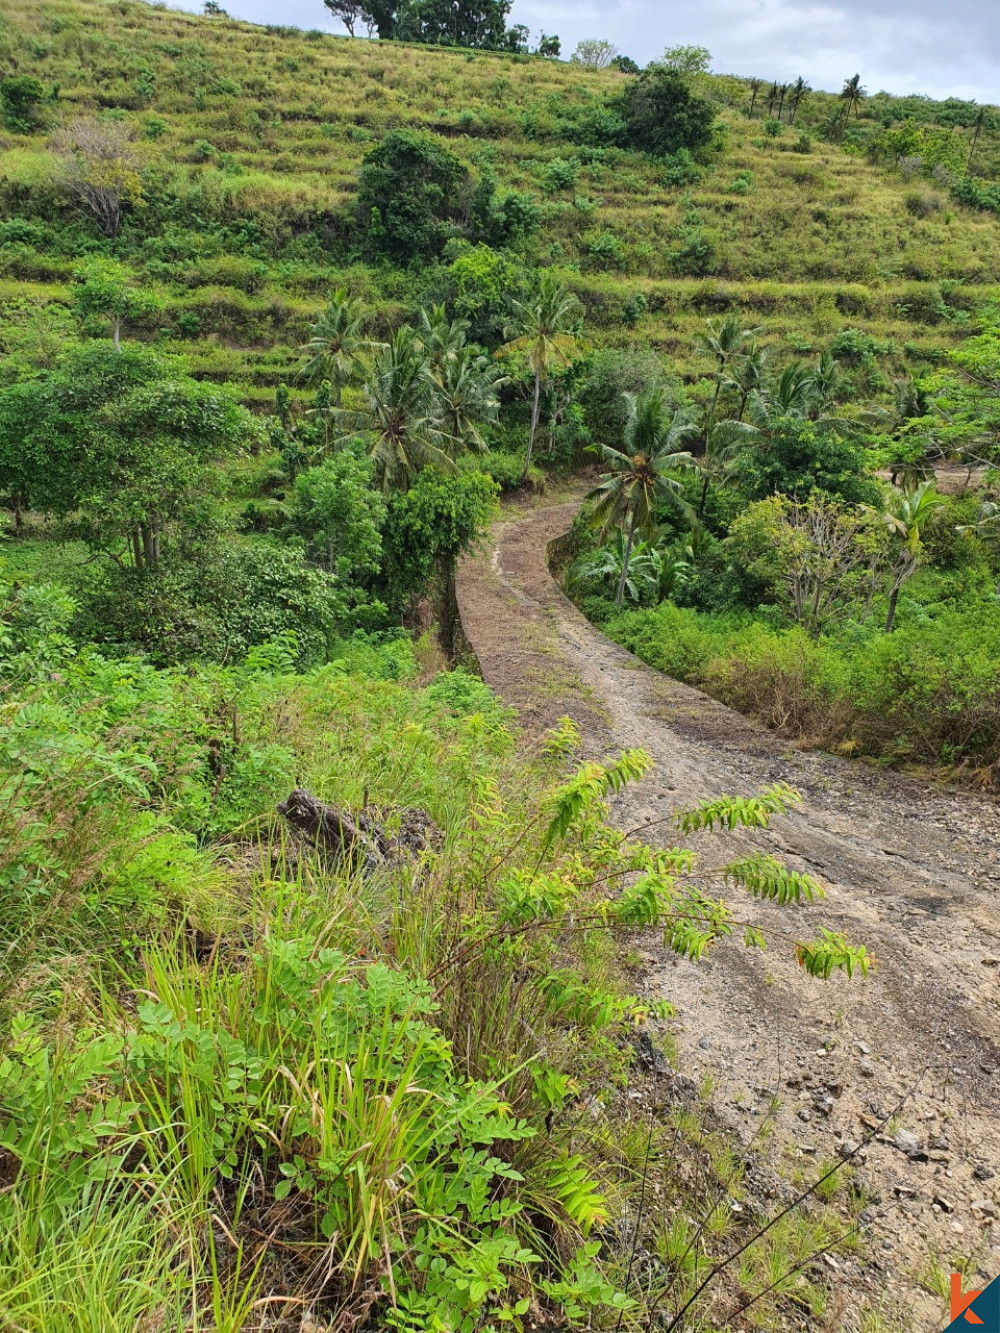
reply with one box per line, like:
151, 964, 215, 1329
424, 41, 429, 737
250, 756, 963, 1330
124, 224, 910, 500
0, 76, 47, 132
619, 66, 716, 158
355, 130, 474, 264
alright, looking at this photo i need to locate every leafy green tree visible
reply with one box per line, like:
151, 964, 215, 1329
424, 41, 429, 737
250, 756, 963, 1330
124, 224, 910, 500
881, 481, 947, 632
0, 76, 47, 133
571, 39, 618, 68
619, 66, 716, 158
356, 131, 473, 263
587, 388, 695, 606
736, 415, 881, 506
300, 288, 375, 406
661, 45, 711, 76
346, 0, 525, 50
726, 493, 890, 632
292, 451, 386, 576
501, 274, 585, 481
0, 344, 256, 569
379, 468, 497, 613
445, 242, 512, 345
72, 258, 162, 351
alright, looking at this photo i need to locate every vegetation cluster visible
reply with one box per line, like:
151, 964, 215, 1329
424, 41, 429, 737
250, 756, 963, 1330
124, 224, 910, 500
0, 2, 998, 1328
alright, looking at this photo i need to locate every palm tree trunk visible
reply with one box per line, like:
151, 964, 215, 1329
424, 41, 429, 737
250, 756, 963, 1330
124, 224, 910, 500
112, 315, 122, 352
522, 370, 541, 482
697, 473, 711, 519
884, 586, 900, 634
615, 508, 638, 608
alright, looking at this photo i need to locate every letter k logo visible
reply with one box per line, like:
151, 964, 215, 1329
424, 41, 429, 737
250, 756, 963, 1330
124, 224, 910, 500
947, 1273, 1000, 1331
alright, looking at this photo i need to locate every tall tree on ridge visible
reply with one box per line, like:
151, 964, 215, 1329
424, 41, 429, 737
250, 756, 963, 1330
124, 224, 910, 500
840, 73, 867, 124
788, 76, 811, 124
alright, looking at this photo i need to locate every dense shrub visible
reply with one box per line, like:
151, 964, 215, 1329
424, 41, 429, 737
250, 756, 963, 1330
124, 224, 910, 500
604, 600, 1000, 772
618, 65, 716, 158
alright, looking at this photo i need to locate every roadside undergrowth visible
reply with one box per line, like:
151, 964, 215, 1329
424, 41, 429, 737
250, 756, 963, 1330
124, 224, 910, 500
1, 638, 875, 1331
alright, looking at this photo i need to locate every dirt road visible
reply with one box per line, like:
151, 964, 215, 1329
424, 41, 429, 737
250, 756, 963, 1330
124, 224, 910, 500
456, 498, 1000, 1330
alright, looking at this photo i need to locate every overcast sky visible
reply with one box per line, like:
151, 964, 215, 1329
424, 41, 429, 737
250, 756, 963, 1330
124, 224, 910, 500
169, 0, 999, 104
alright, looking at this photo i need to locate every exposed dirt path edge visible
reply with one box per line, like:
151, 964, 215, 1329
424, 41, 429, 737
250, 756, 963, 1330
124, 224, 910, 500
457, 497, 1000, 1331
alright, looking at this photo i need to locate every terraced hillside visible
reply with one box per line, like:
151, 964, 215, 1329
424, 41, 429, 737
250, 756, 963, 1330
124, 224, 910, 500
2, 0, 1000, 401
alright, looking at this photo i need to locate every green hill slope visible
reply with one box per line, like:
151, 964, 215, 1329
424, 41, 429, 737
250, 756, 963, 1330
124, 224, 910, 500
2, 0, 1000, 399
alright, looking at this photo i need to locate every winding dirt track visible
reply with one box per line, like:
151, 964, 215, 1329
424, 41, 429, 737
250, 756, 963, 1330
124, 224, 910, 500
457, 497, 1000, 1330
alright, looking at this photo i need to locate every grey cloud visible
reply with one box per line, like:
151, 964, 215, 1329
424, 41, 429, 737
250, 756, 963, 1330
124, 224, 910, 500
167, 0, 999, 102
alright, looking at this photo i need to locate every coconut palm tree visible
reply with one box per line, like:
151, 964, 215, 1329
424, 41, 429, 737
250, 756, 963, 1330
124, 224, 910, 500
696, 316, 760, 436
501, 274, 585, 482
694, 418, 757, 517
747, 361, 817, 423
343, 325, 451, 492
723, 343, 769, 420
747, 77, 763, 118
416, 304, 470, 373
881, 480, 947, 632
840, 74, 867, 125
435, 345, 504, 457
587, 388, 695, 606
809, 351, 842, 417
788, 77, 811, 124
300, 288, 376, 406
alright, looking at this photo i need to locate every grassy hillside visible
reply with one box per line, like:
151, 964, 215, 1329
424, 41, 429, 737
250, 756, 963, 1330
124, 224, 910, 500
2, 0, 1000, 401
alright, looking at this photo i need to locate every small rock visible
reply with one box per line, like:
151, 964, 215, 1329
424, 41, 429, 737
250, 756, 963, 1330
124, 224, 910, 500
973, 1165, 996, 1183
933, 1193, 955, 1213
798, 1108, 812, 1123
971, 1199, 999, 1219
928, 1135, 950, 1151
982, 955, 1000, 967
951, 1221, 965, 1234
894, 1129, 920, 1155
859, 1059, 876, 1077
838, 1139, 861, 1159
698, 1035, 712, 1049
854, 1040, 872, 1055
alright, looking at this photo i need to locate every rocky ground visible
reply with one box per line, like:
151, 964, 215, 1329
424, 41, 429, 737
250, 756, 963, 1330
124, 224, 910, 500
456, 496, 1000, 1331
